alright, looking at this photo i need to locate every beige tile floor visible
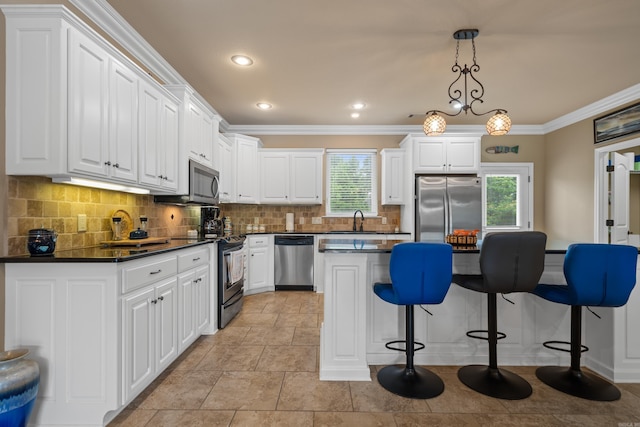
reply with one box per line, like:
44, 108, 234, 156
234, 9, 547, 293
110, 291, 640, 426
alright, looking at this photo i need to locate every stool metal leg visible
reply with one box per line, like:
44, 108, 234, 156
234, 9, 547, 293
377, 305, 444, 399
457, 293, 533, 400
536, 305, 621, 401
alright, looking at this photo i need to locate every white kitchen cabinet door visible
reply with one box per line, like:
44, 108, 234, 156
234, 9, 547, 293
290, 152, 323, 204
155, 278, 179, 372
201, 112, 215, 167
159, 96, 180, 191
381, 149, 405, 205
217, 135, 234, 203
414, 139, 447, 172
446, 139, 479, 173
185, 100, 216, 168
247, 246, 269, 294
123, 286, 155, 403
108, 57, 138, 183
260, 152, 290, 203
68, 28, 110, 178
234, 136, 261, 203
178, 270, 197, 352
138, 80, 163, 188
195, 264, 211, 333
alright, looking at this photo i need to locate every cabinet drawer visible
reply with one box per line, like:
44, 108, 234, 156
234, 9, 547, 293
249, 236, 269, 248
178, 247, 209, 272
122, 256, 177, 294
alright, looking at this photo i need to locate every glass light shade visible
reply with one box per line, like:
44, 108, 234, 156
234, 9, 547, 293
486, 112, 512, 136
423, 113, 447, 136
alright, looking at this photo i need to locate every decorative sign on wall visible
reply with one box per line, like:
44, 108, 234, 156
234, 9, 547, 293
485, 145, 519, 154
594, 101, 640, 144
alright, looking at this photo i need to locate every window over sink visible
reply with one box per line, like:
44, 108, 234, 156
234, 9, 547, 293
326, 149, 378, 217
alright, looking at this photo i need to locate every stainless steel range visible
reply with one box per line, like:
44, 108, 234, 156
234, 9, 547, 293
217, 235, 246, 328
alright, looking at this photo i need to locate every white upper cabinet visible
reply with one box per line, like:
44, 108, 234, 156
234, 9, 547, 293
166, 85, 219, 170
226, 134, 263, 204
67, 28, 111, 178
3, 5, 180, 192
381, 148, 405, 205
412, 136, 480, 173
259, 149, 324, 204
260, 151, 290, 203
138, 80, 180, 191
216, 134, 233, 203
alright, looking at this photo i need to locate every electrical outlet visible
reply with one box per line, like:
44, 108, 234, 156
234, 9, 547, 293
381, 217, 387, 225
299, 217, 305, 224
312, 217, 322, 225
254, 217, 259, 224
77, 214, 87, 232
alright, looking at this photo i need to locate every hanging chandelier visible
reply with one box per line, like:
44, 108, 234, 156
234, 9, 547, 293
422, 29, 511, 136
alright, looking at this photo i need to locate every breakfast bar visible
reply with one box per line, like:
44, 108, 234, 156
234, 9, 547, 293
318, 239, 640, 383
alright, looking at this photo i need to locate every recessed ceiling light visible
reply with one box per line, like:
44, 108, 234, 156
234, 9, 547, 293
351, 102, 366, 110
351, 112, 360, 118
257, 102, 272, 110
231, 55, 253, 66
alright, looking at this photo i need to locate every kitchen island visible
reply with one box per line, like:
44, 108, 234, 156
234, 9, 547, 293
1, 239, 216, 426
318, 239, 640, 384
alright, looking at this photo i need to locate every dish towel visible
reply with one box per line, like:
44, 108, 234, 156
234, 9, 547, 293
229, 251, 244, 284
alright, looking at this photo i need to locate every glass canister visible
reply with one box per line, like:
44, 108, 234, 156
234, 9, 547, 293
112, 217, 122, 240
139, 216, 148, 232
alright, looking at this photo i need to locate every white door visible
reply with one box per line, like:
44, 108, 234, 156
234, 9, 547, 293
610, 152, 632, 244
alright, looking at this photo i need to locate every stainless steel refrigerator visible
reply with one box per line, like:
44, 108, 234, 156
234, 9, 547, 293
415, 176, 482, 242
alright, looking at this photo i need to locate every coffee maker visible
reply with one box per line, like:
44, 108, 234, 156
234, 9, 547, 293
200, 206, 222, 239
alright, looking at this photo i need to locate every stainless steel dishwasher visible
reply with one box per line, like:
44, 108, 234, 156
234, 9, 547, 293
274, 235, 314, 290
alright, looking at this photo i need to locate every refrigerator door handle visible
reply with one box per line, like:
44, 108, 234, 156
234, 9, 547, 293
445, 190, 453, 236
443, 192, 450, 236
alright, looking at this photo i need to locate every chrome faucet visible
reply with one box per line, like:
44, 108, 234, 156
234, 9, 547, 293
353, 210, 364, 232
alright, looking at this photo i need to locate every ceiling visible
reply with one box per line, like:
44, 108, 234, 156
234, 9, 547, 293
104, 0, 640, 131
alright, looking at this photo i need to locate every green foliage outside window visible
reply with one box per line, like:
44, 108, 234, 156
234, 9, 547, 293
486, 175, 518, 226
328, 153, 373, 214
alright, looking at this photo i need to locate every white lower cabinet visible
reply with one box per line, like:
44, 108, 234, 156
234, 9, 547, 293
123, 276, 178, 403
246, 235, 274, 295
3, 244, 214, 426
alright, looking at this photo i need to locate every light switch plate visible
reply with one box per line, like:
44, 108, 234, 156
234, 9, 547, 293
77, 214, 87, 232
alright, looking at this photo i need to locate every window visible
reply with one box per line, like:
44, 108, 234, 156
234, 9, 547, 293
325, 149, 378, 216
480, 163, 533, 232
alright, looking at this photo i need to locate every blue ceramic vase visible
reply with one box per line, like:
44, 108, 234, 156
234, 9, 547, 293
0, 349, 39, 427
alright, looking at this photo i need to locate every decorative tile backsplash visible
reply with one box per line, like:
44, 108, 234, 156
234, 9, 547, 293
219, 204, 401, 235
7, 176, 403, 256
7, 176, 199, 256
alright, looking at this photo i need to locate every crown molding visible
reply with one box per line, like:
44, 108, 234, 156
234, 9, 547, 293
226, 124, 545, 136
543, 83, 640, 134
69, 0, 229, 130
69, 0, 637, 137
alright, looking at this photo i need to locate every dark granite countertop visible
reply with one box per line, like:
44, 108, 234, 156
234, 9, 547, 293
0, 238, 213, 263
318, 238, 571, 254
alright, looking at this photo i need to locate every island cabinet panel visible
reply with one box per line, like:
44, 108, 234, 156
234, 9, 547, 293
5, 264, 119, 426
320, 254, 370, 381
321, 250, 640, 382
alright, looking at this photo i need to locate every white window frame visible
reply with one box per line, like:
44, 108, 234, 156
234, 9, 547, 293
480, 162, 533, 234
325, 148, 378, 217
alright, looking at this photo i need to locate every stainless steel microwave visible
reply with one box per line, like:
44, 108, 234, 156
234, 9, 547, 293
154, 160, 220, 205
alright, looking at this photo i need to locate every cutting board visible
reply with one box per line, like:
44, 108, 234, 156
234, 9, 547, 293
101, 237, 170, 247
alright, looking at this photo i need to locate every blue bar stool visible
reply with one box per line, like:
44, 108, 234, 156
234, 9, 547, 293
532, 243, 637, 401
452, 231, 547, 400
373, 242, 453, 399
